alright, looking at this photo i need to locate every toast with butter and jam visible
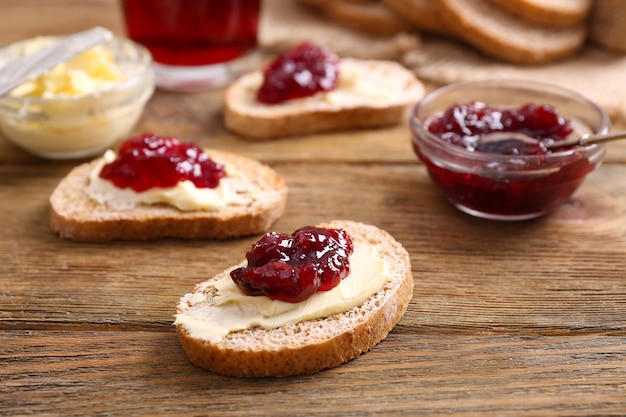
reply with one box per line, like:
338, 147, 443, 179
224, 42, 425, 140
175, 220, 414, 377
49, 133, 287, 241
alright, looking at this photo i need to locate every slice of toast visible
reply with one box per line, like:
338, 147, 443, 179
224, 57, 425, 140
175, 220, 414, 377
383, 0, 450, 35
438, 0, 587, 65
49, 149, 287, 241
487, 0, 592, 28
589, 0, 626, 53
263, 0, 420, 61
298, 0, 376, 6
323, 1, 410, 37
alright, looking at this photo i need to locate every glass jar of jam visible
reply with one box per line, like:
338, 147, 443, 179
410, 80, 609, 220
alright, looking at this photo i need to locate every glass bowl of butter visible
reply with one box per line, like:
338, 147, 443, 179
0, 34, 154, 159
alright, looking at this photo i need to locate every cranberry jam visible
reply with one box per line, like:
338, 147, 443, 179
256, 42, 340, 104
427, 101, 573, 155
230, 227, 354, 303
99, 133, 225, 192
411, 80, 608, 220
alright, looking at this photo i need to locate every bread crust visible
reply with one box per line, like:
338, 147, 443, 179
438, 0, 586, 65
589, 0, 626, 53
175, 220, 414, 377
383, 0, 450, 35
49, 149, 287, 241
487, 0, 592, 27
310, 1, 410, 36
224, 58, 425, 140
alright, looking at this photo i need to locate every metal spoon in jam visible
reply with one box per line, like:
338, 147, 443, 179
475, 130, 626, 155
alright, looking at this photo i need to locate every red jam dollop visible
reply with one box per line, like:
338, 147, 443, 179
230, 226, 354, 303
256, 42, 340, 105
427, 101, 573, 155
99, 133, 225, 192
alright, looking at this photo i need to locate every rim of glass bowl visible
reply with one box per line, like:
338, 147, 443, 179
0, 36, 153, 109
411, 79, 610, 168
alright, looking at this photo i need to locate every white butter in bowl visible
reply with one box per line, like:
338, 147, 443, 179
0, 35, 154, 159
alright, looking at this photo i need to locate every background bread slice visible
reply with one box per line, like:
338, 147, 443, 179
261, 0, 420, 61
589, 0, 626, 53
438, 0, 587, 65
323, 1, 410, 36
175, 220, 414, 377
383, 0, 450, 35
297, 0, 376, 7
487, 0, 592, 27
296, 0, 410, 37
224, 57, 425, 140
50, 149, 287, 241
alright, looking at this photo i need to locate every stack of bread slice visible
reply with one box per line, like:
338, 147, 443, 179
429, 0, 590, 65
300, 0, 594, 65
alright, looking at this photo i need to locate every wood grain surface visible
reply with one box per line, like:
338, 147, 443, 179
2, 1, 626, 416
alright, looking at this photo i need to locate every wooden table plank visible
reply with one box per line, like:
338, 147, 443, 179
2, 330, 626, 416
3, 163, 626, 333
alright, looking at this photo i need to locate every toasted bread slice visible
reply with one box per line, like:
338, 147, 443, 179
298, 0, 375, 6
314, 1, 410, 36
589, 0, 626, 53
263, 0, 420, 61
383, 0, 450, 35
49, 149, 287, 241
224, 57, 425, 140
487, 0, 592, 27
438, 0, 586, 65
175, 220, 414, 377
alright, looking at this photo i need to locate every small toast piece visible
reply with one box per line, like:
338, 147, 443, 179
224, 57, 425, 140
438, 0, 587, 65
175, 220, 414, 377
487, 0, 592, 28
49, 149, 287, 241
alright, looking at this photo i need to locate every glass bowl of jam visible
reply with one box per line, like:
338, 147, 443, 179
410, 79, 610, 220
0, 35, 154, 159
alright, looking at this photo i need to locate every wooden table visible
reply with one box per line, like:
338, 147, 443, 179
3, 1, 626, 415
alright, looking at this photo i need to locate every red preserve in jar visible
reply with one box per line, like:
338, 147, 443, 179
99, 133, 225, 192
230, 226, 354, 303
413, 101, 602, 220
